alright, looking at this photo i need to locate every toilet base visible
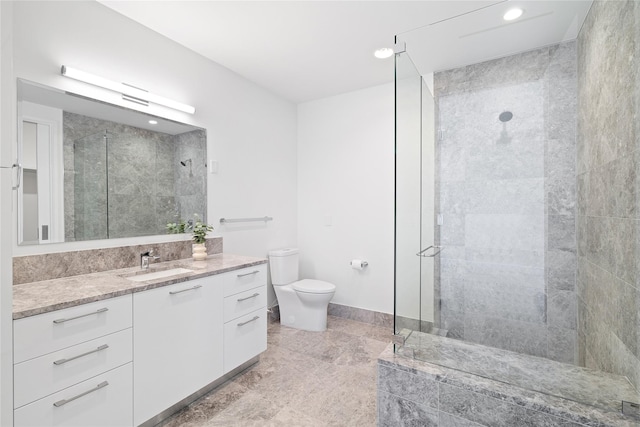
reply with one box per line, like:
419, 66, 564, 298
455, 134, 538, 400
274, 284, 333, 332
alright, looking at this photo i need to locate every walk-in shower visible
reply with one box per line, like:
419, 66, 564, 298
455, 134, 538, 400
387, 1, 639, 425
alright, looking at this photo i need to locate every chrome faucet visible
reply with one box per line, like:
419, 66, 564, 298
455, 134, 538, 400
141, 250, 160, 269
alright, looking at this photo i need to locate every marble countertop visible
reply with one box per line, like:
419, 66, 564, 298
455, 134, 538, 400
13, 253, 267, 320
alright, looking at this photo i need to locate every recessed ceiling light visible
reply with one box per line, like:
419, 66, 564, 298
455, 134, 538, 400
374, 48, 394, 59
503, 8, 524, 21
148, 120, 158, 125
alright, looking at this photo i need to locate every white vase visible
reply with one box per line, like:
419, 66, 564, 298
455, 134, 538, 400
192, 243, 207, 261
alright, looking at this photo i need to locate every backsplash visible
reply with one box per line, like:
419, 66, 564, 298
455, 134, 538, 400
13, 237, 222, 285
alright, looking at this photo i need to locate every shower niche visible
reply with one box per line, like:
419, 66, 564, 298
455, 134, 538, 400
17, 79, 207, 244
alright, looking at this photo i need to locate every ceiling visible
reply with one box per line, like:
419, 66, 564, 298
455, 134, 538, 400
99, 1, 592, 104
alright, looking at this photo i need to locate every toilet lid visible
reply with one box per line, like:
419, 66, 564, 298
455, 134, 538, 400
292, 279, 336, 294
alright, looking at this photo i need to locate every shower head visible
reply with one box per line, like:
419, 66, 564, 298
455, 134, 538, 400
180, 159, 192, 167
499, 111, 513, 122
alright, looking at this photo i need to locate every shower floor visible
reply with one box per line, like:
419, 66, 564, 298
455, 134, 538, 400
384, 330, 638, 426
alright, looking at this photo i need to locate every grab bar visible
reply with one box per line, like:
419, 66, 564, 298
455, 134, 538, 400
416, 245, 442, 257
219, 216, 273, 224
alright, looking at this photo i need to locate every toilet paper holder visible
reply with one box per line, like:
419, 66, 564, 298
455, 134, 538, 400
349, 260, 368, 269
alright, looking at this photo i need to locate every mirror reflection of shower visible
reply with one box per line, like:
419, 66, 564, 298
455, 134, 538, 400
180, 158, 193, 177
497, 110, 513, 144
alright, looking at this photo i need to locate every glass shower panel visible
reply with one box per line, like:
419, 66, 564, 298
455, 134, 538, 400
421, 80, 436, 330
395, 50, 430, 334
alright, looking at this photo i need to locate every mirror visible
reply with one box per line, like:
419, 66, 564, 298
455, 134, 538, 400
17, 79, 207, 245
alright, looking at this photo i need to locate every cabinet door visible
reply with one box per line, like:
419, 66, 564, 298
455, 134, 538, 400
133, 276, 223, 426
224, 307, 267, 373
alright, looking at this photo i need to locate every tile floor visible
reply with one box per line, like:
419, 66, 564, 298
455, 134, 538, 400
160, 316, 393, 426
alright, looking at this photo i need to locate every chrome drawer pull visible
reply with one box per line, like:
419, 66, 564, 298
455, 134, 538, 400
53, 307, 108, 324
237, 316, 259, 327
237, 293, 260, 302
53, 381, 109, 407
169, 284, 202, 295
237, 270, 259, 278
53, 344, 109, 365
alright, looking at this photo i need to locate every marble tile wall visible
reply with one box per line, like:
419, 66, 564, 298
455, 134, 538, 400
434, 42, 578, 363
12, 237, 222, 284
576, 0, 640, 390
64, 113, 206, 242
173, 130, 207, 224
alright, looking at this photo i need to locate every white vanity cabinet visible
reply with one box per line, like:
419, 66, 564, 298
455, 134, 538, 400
223, 265, 267, 373
13, 261, 268, 427
13, 295, 133, 427
133, 275, 224, 426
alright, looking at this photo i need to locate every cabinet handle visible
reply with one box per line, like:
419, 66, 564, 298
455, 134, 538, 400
237, 315, 260, 327
53, 381, 109, 407
53, 307, 108, 324
237, 270, 259, 278
237, 293, 260, 302
53, 344, 109, 365
169, 284, 202, 295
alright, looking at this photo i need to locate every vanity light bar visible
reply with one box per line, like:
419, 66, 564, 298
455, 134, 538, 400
60, 65, 196, 114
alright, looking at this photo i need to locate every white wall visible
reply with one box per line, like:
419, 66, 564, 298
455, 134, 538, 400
0, 2, 14, 423
297, 83, 394, 315
9, 1, 298, 305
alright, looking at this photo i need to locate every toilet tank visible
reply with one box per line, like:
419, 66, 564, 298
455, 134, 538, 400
268, 248, 299, 285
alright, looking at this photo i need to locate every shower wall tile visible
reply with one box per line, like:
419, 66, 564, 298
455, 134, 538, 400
547, 290, 577, 330
464, 247, 544, 269
546, 139, 576, 216
607, 152, 638, 219
465, 214, 545, 252
547, 326, 577, 364
63, 113, 206, 243
464, 282, 546, 324
463, 261, 545, 291
465, 178, 544, 215
435, 41, 578, 362
575, 173, 588, 217
463, 313, 548, 357
440, 214, 466, 246
547, 215, 576, 252
440, 181, 466, 214
546, 249, 576, 291
440, 276, 465, 314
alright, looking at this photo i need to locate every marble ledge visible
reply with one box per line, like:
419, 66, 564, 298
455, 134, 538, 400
13, 253, 267, 320
379, 337, 639, 427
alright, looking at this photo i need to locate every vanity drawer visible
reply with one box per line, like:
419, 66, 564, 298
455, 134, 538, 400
14, 362, 133, 427
14, 295, 133, 364
223, 307, 267, 373
223, 286, 267, 322
223, 265, 267, 297
14, 328, 132, 409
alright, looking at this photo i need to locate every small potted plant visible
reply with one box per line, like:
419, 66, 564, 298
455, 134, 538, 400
167, 214, 214, 261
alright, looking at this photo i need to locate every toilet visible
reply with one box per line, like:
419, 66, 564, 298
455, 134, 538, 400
268, 248, 336, 332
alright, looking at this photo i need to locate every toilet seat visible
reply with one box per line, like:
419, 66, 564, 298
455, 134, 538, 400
292, 279, 335, 294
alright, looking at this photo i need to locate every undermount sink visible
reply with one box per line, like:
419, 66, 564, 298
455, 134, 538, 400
125, 268, 193, 282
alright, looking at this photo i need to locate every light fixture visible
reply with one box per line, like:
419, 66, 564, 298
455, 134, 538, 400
374, 48, 394, 59
503, 8, 524, 21
61, 65, 196, 114
148, 120, 158, 125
